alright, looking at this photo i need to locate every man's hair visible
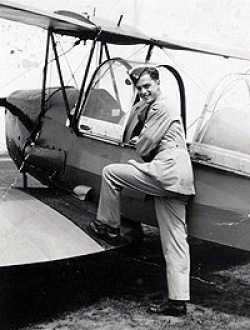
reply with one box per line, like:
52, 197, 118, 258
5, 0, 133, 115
129, 66, 159, 85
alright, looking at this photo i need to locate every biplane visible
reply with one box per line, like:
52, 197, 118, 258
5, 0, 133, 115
1, 0, 250, 268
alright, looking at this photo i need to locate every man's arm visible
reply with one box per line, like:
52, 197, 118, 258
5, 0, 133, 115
135, 105, 171, 160
124, 101, 149, 143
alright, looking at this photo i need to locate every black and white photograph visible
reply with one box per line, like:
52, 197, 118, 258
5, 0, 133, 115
1, 1, 250, 329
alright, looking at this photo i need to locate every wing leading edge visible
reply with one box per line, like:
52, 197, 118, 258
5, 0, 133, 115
0, 0, 250, 60
154, 35, 250, 61
0, 0, 150, 44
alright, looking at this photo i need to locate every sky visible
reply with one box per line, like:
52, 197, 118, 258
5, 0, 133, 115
1, 0, 250, 149
13, 0, 250, 47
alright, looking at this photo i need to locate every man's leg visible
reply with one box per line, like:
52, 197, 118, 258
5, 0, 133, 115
154, 197, 190, 301
97, 163, 168, 229
96, 165, 122, 229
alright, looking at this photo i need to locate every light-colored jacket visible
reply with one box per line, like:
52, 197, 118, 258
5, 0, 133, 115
130, 95, 195, 196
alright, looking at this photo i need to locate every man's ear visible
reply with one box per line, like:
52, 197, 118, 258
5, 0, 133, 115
157, 79, 160, 85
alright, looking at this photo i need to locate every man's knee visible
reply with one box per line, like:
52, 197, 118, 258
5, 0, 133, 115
102, 164, 117, 180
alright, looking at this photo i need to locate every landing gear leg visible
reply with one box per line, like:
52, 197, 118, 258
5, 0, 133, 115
22, 172, 28, 189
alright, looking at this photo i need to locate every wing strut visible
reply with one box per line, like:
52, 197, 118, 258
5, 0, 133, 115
19, 30, 73, 179
145, 44, 154, 62
19, 29, 52, 165
41, 29, 51, 117
51, 33, 71, 118
72, 30, 102, 129
104, 43, 122, 110
99, 42, 104, 66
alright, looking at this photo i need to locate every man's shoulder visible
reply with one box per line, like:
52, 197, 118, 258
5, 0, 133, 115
150, 97, 168, 114
150, 98, 180, 121
151, 102, 167, 111
151, 95, 167, 109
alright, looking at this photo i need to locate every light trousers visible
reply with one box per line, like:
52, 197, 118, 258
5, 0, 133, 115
97, 163, 190, 300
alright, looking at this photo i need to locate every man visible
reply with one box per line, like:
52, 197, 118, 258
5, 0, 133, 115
89, 66, 195, 317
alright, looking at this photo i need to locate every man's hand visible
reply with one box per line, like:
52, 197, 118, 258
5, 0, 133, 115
129, 136, 139, 145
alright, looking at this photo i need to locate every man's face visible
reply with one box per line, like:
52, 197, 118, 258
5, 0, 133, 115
135, 73, 160, 104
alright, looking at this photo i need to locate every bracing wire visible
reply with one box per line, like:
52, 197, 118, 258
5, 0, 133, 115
57, 38, 79, 89
125, 45, 147, 61
65, 54, 88, 87
90, 45, 147, 90
52, 35, 92, 88
0, 37, 81, 92
48, 38, 81, 65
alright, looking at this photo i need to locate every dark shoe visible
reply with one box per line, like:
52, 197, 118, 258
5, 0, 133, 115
148, 300, 187, 317
120, 218, 144, 243
89, 220, 121, 245
122, 231, 144, 246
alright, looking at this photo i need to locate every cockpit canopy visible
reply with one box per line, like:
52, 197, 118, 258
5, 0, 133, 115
194, 72, 250, 155
77, 58, 182, 143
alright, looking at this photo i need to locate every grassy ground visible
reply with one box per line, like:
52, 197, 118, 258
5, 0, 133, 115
1, 162, 250, 330
1, 238, 248, 330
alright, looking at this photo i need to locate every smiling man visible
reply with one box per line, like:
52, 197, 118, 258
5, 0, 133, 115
89, 66, 195, 317
133, 66, 161, 104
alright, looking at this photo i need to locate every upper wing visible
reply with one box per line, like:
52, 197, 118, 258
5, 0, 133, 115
0, 0, 150, 44
153, 35, 250, 61
0, 0, 95, 35
1, 0, 250, 60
